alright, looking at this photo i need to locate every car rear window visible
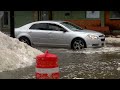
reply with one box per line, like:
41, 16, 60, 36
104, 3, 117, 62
60, 22, 83, 31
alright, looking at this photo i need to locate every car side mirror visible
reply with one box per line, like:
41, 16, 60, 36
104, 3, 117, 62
60, 29, 67, 32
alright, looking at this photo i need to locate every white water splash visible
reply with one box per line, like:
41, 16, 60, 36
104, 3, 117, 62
65, 46, 120, 54
106, 37, 120, 44
65, 37, 120, 54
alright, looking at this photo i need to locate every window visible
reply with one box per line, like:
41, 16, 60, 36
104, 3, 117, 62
30, 23, 66, 31
29, 23, 48, 30
110, 11, 120, 19
60, 22, 83, 31
48, 23, 64, 31
86, 11, 100, 18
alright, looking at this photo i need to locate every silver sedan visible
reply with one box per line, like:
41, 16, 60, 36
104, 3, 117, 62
15, 21, 105, 50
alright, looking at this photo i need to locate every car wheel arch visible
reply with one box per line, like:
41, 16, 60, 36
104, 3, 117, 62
71, 37, 87, 49
19, 36, 32, 46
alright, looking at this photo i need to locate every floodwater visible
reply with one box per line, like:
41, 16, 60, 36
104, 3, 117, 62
0, 44, 120, 79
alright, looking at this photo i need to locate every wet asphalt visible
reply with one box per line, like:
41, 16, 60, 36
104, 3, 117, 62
0, 44, 120, 79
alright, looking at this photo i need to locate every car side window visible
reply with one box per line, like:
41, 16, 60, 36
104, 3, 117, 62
48, 23, 65, 31
29, 23, 48, 30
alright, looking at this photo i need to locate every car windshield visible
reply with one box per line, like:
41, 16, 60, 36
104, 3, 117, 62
60, 22, 83, 31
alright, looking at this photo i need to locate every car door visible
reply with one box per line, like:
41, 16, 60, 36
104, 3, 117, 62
47, 23, 69, 47
29, 23, 51, 45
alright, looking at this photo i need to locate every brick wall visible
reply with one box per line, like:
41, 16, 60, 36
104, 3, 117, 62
65, 20, 110, 35
65, 20, 101, 28
105, 11, 120, 30
86, 26, 110, 34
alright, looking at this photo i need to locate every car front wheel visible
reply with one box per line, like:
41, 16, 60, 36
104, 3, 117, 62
72, 39, 86, 50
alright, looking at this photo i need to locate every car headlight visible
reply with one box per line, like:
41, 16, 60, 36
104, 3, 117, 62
87, 34, 99, 39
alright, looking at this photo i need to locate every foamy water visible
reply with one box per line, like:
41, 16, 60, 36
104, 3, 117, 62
106, 37, 120, 44
65, 46, 120, 54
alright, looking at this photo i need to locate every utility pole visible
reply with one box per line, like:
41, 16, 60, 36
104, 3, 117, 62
10, 11, 15, 38
38, 11, 39, 21
101, 11, 105, 27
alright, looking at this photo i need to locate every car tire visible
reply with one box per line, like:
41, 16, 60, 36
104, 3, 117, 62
71, 38, 86, 50
19, 37, 31, 46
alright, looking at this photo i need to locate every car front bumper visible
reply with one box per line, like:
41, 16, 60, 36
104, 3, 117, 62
85, 38, 105, 48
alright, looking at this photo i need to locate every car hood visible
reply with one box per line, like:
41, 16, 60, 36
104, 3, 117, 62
74, 29, 104, 36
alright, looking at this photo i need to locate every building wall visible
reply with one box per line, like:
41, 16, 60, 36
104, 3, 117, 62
52, 11, 101, 27
14, 11, 33, 28
0, 11, 10, 32
52, 11, 86, 20
52, 11, 110, 34
2, 11, 120, 35
105, 11, 120, 31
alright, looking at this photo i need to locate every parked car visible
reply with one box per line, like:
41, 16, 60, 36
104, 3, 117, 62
15, 20, 105, 50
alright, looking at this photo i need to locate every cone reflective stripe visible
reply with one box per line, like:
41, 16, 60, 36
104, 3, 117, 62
36, 67, 59, 74
35, 50, 60, 79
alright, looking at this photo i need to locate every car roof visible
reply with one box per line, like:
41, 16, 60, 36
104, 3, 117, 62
20, 20, 67, 28
32, 20, 65, 24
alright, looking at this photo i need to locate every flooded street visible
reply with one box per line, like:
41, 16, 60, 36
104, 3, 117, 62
0, 44, 120, 79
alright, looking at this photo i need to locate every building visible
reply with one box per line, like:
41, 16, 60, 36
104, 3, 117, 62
0, 11, 10, 32
0, 11, 120, 35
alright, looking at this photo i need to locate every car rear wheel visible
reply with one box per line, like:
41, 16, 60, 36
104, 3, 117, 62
19, 37, 31, 46
72, 39, 86, 50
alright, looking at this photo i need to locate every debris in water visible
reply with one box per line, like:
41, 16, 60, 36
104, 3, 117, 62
117, 63, 120, 71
